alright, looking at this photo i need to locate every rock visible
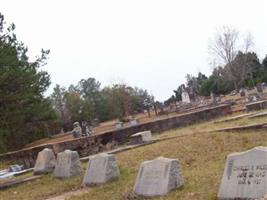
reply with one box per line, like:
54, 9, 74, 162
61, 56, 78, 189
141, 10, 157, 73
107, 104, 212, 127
133, 157, 184, 197
130, 131, 152, 144
83, 153, 120, 185
218, 146, 267, 200
54, 150, 81, 178
34, 148, 56, 175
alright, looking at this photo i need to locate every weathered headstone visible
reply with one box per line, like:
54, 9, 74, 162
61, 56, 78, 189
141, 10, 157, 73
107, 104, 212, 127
83, 153, 120, 185
182, 91, 190, 104
130, 131, 152, 144
130, 119, 139, 127
54, 150, 81, 178
115, 122, 123, 129
134, 157, 184, 197
71, 121, 82, 138
239, 88, 247, 97
218, 146, 267, 200
34, 148, 56, 175
256, 83, 263, 93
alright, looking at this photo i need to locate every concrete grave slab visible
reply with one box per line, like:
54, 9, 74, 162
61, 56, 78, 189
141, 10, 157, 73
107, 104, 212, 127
218, 146, 267, 200
34, 148, 56, 175
130, 131, 152, 144
54, 150, 81, 178
83, 153, 120, 185
134, 157, 184, 197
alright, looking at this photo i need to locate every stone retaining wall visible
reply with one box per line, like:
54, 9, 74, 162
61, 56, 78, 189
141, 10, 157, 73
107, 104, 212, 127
0, 104, 231, 169
246, 100, 267, 112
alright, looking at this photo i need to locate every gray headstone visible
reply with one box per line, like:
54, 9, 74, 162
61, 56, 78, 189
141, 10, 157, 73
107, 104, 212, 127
83, 153, 120, 186
218, 146, 267, 200
54, 150, 81, 178
134, 157, 184, 197
115, 122, 123, 130
240, 88, 247, 97
34, 148, 56, 175
130, 131, 152, 144
130, 119, 139, 127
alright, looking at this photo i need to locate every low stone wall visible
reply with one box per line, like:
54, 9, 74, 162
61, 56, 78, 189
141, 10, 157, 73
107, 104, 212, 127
0, 104, 231, 169
246, 100, 267, 112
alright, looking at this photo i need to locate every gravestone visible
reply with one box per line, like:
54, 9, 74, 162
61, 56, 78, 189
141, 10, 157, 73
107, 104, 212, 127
239, 88, 247, 97
182, 91, 190, 104
34, 148, 56, 175
130, 131, 152, 144
134, 157, 184, 197
256, 83, 263, 93
83, 153, 120, 185
130, 119, 139, 127
218, 146, 267, 200
115, 122, 123, 129
71, 122, 82, 138
54, 150, 81, 178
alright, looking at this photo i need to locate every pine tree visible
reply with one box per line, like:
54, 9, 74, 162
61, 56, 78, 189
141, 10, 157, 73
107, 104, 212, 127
0, 13, 56, 152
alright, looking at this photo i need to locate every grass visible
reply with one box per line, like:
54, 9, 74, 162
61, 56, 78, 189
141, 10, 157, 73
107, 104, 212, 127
1, 112, 267, 200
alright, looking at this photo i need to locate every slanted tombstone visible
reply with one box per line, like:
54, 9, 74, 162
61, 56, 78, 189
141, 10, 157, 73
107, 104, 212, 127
54, 150, 81, 179
83, 153, 120, 186
134, 157, 184, 197
130, 131, 152, 144
34, 148, 56, 175
218, 146, 267, 200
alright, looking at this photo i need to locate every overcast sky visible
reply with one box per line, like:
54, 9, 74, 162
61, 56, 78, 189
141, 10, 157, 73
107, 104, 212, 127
1, 0, 267, 100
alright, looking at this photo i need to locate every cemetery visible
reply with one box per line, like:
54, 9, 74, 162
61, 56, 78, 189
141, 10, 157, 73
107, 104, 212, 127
1, 5, 267, 200
1, 101, 267, 199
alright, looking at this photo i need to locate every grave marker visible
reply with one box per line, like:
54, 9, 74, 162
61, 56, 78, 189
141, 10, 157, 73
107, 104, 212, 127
134, 157, 184, 197
54, 150, 81, 178
218, 147, 267, 200
83, 153, 120, 185
34, 148, 56, 175
130, 131, 152, 144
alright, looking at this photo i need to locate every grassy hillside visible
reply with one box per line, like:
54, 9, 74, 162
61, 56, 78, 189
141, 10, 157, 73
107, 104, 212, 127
1, 113, 267, 200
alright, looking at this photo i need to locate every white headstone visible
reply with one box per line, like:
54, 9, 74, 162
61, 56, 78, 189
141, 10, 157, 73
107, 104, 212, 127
34, 148, 56, 175
54, 150, 81, 178
218, 146, 267, 200
83, 153, 120, 185
131, 131, 152, 143
182, 91, 190, 104
134, 157, 184, 197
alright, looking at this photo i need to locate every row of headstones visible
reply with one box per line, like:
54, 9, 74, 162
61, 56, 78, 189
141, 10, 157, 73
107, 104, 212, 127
34, 146, 267, 199
34, 148, 183, 197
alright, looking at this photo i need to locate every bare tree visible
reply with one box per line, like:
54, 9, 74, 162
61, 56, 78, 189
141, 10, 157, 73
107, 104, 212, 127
243, 32, 254, 53
209, 26, 256, 90
209, 26, 239, 66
